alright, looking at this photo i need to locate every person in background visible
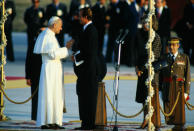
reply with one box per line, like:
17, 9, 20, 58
33, 16, 73, 129
155, 0, 171, 54
24, 0, 45, 121
68, 0, 90, 47
142, 0, 149, 13
105, 0, 120, 63
92, 0, 107, 82
160, 38, 190, 131
45, 0, 68, 47
1, 0, 16, 62
135, 14, 161, 130
92, 0, 106, 54
182, 0, 194, 65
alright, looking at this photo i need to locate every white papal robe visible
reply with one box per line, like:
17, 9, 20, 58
33, 28, 68, 126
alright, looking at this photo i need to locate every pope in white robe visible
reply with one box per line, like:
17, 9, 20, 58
33, 16, 73, 128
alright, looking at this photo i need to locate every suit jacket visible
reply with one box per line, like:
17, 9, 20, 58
74, 23, 99, 95
156, 7, 171, 38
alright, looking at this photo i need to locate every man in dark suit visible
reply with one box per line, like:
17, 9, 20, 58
24, 0, 45, 121
45, 0, 68, 47
155, 0, 171, 54
73, 7, 99, 130
2, 0, 16, 62
160, 38, 190, 130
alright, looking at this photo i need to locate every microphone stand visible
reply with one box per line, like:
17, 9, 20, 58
113, 30, 128, 131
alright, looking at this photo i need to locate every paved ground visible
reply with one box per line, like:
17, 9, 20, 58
0, 33, 194, 130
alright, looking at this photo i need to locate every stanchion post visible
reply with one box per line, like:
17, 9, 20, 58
95, 82, 107, 129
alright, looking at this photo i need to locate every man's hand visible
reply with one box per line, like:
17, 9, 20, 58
40, 27, 46, 31
26, 79, 31, 86
66, 39, 75, 49
135, 66, 143, 77
186, 22, 193, 30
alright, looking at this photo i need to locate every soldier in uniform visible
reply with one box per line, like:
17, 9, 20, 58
105, 0, 121, 63
2, 0, 16, 62
24, 0, 45, 121
160, 38, 191, 130
92, 0, 106, 54
45, 0, 68, 47
92, 0, 107, 83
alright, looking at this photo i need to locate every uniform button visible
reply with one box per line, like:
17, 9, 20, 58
171, 71, 173, 73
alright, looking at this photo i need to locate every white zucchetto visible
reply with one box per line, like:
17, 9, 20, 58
48, 16, 60, 26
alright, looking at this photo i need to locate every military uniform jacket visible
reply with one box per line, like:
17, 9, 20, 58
24, 6, 45, 38
92, 2, 106, 30
2, 0, 16, 32
106, 2, 121, 32
160, 52, 190, 125
160, 52, 191, 101
46, 3, 68, 32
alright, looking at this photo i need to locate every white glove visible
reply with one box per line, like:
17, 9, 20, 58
184, 93, 189, 101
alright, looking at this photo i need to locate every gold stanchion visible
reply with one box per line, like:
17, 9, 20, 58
95, 82, 107, 128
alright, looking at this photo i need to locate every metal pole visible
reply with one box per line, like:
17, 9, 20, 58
148, 0, 153, 130
0, 0, 5, 121
113, 41, 122, 131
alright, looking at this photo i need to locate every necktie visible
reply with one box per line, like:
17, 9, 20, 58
172, 55, 175, 62
157, 12, 161, 19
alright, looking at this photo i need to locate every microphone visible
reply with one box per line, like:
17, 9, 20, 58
116, 29, 123, 43
119, 29, 129, 43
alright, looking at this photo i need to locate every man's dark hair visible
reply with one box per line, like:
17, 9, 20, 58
80, 7, 93, 20
32, 0, 40, 3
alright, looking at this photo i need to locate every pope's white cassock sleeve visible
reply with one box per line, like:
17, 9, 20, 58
33, 28, 68, 126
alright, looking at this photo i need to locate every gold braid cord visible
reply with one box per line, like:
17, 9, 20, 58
0, 84, 38, 104
160, 92, 180, 117
105, 91, 145, 118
